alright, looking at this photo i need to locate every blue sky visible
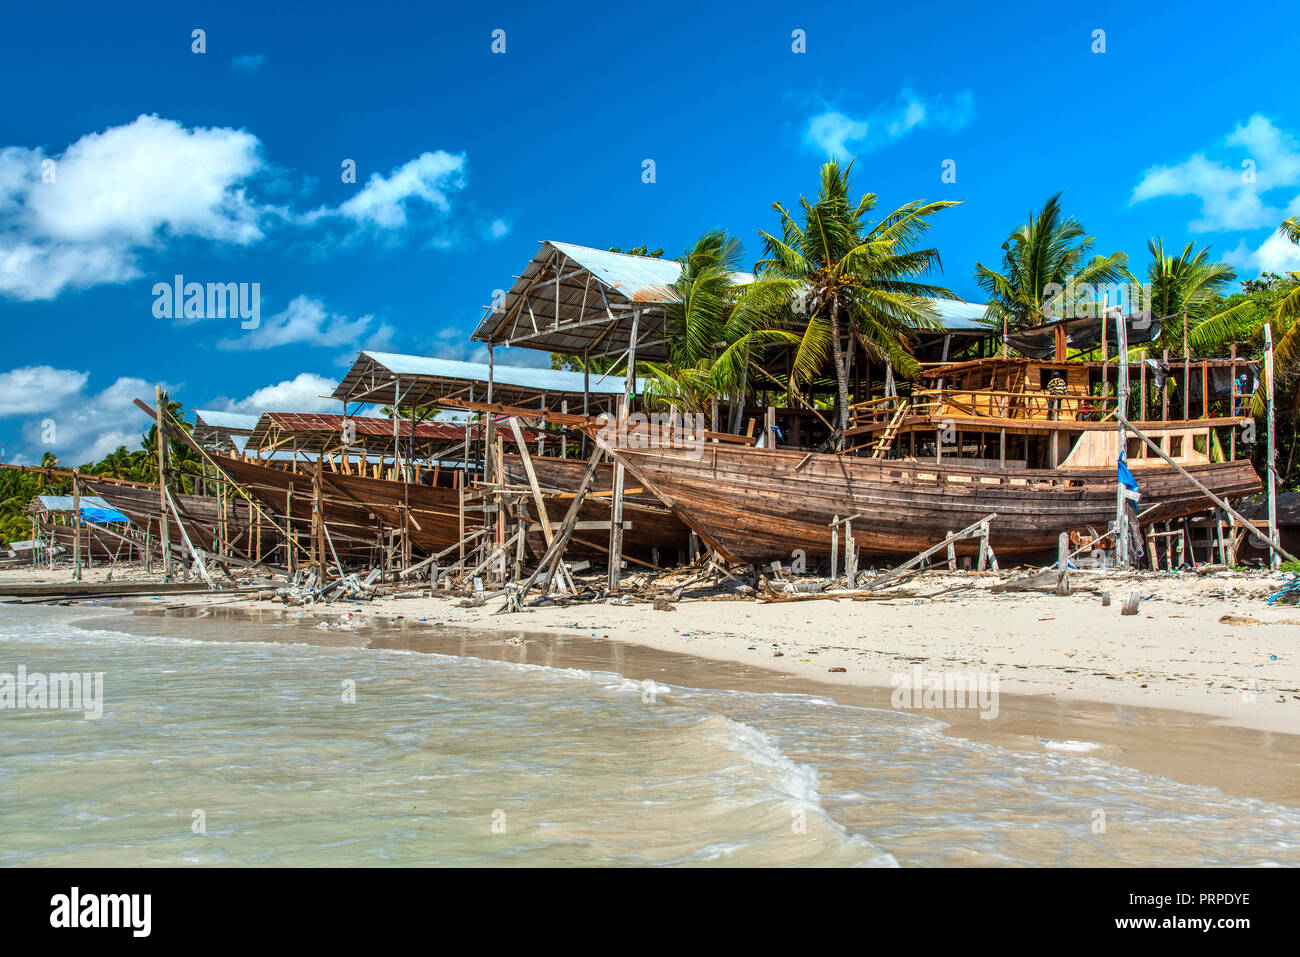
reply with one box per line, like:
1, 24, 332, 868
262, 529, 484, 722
2, 0, 1298, 464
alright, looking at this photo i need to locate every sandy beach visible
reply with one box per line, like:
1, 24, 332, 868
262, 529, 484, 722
5, 562, 1299, 809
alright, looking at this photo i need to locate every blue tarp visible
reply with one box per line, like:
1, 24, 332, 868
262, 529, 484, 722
34, 495, 130, 524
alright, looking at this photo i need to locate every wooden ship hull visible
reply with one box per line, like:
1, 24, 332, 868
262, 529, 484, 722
215, 457, 476, 561
82, 479, 280, 562
45, 523, 126, 561
594, 441, 1262, 565
502, 454, 692, 562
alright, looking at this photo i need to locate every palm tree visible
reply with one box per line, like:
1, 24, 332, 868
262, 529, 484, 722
975, 192, 1129, 333
92, 445, 137, 480
640, 230, 820, 424
1143, 238, 1253, 356
1282, 217, 1300, 246
1261, 218, 1300, 392
757, 160, 961, 445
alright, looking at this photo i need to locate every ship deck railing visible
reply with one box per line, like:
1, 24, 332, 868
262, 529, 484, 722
849, 387, 1259, 434
850, 389, 1119, 431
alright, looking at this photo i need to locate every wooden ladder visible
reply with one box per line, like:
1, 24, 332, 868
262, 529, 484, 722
871, 400, 908, 459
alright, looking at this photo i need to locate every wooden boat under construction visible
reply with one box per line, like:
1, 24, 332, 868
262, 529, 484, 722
593, 440, 1259, 564
214, 456, 473, 562
81, 478, 281, 563
45, 523, 126, 562
592, 353, 1263, 565
501, 453, 692, 562
211, 452, 686, 567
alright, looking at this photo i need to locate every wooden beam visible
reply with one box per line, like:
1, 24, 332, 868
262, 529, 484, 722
863, 514, 999, 591
515, 445, 605, 602
1118, 413, 1295, 563
506, 416, 553, 548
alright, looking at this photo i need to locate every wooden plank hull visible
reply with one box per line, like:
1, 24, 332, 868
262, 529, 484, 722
502, 454, 692, 561
45, 523, 124, 561
83, 480, 279, 560
216, 458, 477, 559
596, 441, 1262, 564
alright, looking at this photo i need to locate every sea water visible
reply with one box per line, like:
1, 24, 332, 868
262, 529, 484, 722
1, 604, 1297, 867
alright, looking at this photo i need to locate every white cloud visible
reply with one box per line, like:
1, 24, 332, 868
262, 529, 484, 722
0, 365, 89, 415
330, 151, 467, 230
0, 115, 267, 300
1132, 115, 1300, 234
10, 373, 165, 465
211, 373, 340, 415
805, 88, 975, 160
485, 218, 511, 240
217, 294, 395, 354
1225, 224, 1300, 275
0, 118, 485, 303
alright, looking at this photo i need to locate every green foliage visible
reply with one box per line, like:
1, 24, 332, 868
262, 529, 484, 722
975, 192, 1129, 332
548, 353, 621, 374
758, 158, 960, 440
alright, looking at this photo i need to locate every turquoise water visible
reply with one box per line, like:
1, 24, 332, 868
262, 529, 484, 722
1, 604, 1297, 867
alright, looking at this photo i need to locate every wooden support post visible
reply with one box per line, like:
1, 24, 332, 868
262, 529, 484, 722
1162, 349, 1170, 422
493, 436, 506, 584
1100, 303, 1109, 397
1202, 361, 1209, 420
313, 456, 327, 581
285, 483, 295, 577
1122, 590, 1141, 615
844, 519, 857, 587
1056, 532, 1070, 595
155, 386, 173, 581
830, 516, 839, 580
1115, 305, 1130, 567
608, 460, 626, 593
507, 417, 553, 548
1265, 324, 1279, 568
71, 471, 82, 581
1140, 356, 1147, 421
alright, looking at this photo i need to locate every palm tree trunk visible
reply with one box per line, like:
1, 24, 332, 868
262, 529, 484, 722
727, 363, 750, 434
828, 298, 850, 448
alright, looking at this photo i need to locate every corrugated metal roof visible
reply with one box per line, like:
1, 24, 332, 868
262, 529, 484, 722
547, 242, 685, 303
260, 412, 473, 440
35, 495, 114, 510
357, 352, 643, 395
932, 299, 991, 331
470, 241, 675, 361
